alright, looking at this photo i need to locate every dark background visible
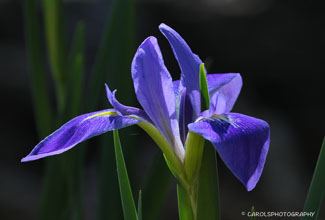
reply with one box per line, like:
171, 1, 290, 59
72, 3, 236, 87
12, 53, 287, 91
0, 0, 324, 219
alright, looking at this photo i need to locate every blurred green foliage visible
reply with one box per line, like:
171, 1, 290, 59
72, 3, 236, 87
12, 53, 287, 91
24, 0, 172, 219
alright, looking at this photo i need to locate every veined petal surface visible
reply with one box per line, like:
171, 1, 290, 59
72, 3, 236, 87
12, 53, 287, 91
21, 109, 140, 162
188, 113, 270, 191
131, 36, 184, 158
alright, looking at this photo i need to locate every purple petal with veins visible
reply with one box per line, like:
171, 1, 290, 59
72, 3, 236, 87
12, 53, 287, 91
22, 109, 140, 162
188, 113, 270, 191
159, 23, 203, 117
131, 36, 184, 158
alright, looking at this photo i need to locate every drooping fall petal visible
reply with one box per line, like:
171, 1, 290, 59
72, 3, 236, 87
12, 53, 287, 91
21, 109, 140, 162
188, 113, 270, 191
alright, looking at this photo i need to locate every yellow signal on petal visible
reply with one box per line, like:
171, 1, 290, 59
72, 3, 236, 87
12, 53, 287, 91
84, 111, 118, 121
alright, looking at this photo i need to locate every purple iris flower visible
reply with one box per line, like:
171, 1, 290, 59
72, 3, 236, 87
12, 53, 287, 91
22, 24, 270, 191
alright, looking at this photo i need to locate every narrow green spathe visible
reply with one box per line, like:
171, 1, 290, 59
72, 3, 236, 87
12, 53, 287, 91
196, 64, 220, 220
184, 132, 205, 183
137, 122, 186, 186
196, 143, 220, 220
199, 63, 210, 110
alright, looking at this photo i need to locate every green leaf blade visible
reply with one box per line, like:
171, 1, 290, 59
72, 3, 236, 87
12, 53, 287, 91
113, 130, 138, 220
95, 0, 136, 218
302, 137, 325, 220
98, 133, 121, 220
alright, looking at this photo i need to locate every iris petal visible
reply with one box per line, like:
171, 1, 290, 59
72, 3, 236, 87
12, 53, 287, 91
173, 80, 181, 95
173, 73, 241, 115
21, 109, 140, 162
105, 84, 152, 122
178, 87, 194, 144
207, 73, 242, 114
188, 113, 270, 191
200, 92, 227, 119
131, 36, 184, 158
159, 23, 203, 116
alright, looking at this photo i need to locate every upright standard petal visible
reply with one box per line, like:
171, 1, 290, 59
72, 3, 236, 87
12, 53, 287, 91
131, 36, 184, 158
188, 113, 270, 191
21, 109, 140, 162
159, 23, 203, 116
207, 73, 242, 114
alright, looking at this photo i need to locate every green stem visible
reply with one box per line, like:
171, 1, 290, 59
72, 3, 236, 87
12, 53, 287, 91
196, 143, 220, 220
177, 184, 195, 220
137, 122, 187, 186
188, 184, 198, 220
184, 132, 205, 184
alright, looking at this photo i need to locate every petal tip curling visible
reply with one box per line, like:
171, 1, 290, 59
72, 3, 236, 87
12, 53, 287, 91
105, 83, 113, 104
